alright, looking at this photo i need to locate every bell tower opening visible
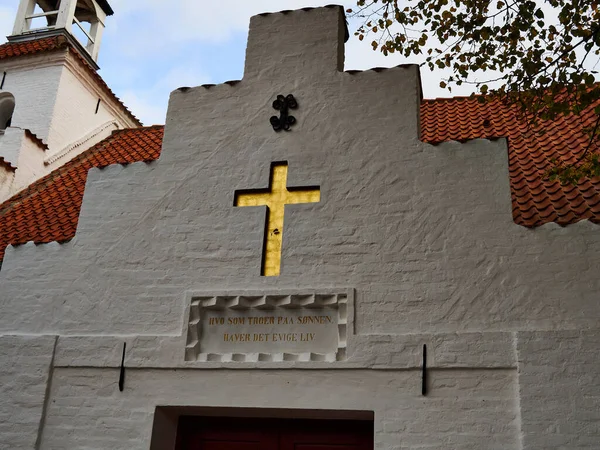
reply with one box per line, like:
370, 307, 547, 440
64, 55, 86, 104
27, 1, 60, 30
9, 0, 114, 65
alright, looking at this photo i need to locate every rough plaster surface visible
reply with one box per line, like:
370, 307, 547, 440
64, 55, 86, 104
51, 331, 514, 370
0, 128, 47, 197
14, 129, 47, 192
0, 128, 25, 166
2, 79, 600, 335
41, 368, 518, 450
0, 335, 56, 449
0, 6, 598, 449
3, 57, 63, 143
0, 163, 13, 199
517, 331, 600, 449
46, 53, 121, 153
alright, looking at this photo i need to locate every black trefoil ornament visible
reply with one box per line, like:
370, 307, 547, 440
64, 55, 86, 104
270, 94, 298, 132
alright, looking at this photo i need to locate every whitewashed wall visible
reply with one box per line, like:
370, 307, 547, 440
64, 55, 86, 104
2, 57, 63, 143
45, 51, 122, 156
0, 7, 598, 449
13, 130, 46, 193
0, 164, 12, 199
0, 49, 137, 202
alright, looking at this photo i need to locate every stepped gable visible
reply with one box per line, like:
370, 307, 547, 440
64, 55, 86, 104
0, 36, 141, 126
421, 93, 600, 227
2, 90, 600, 264
0, 126, 163, 262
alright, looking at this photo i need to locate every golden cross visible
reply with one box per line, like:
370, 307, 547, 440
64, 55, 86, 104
234, 162, 320, 276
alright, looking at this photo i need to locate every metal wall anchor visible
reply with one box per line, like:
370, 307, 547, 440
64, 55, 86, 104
422, 344, 428, 396
119, 342, 126, 392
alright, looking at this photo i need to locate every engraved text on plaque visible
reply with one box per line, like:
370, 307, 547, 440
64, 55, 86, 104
185, 291, 350, 362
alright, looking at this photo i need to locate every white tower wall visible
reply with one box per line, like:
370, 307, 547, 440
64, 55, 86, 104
0, 0, 139, 203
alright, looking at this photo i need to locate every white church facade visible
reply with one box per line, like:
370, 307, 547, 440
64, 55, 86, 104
0, 2, 599, 449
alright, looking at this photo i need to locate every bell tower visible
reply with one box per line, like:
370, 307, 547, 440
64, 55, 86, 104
9, 0, 113, 64
0, 0, 140, 203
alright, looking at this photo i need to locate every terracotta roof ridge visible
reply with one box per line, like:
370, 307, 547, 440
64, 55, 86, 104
111, 124, 164, 132
103, 125, 163, 139
0, 125, 165, 216
422, 93, 489, 103
44, 120, 120, 165
64, 126, 150, 162
0, 125, 164, 263
0, 129, 124, 215
0, 35, 69, 59
422, 81, 600, 103
134, 125, 165, 130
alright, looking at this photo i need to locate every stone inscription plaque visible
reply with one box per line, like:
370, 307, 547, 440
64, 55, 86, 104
203, 309, 336, 353
185, 291, 349, 362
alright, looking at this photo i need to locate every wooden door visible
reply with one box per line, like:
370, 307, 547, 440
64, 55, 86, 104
279, 419, 372, 450
175, 417, 373, 450
176, 418, 277, 450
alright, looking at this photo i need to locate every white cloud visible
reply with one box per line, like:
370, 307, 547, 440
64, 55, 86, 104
106, 0, 362, 57
110, 0, 353, 43
344, 35, 479, 99
121, 90, 166, 126
105, 0, 475, 99
0, 0, 479, 122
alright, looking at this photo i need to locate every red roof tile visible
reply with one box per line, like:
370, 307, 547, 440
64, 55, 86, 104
0, 126, 163, 263
0, 36, 65, 59
420, 93, 600, 227
1, 89, 599, 265
0, 36, 141, 127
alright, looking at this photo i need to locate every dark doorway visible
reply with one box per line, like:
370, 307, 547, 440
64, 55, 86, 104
175, 416, 373, 450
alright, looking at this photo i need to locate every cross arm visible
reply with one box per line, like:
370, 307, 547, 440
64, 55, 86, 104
285, 188, 321, 205
234, 190, 272, 207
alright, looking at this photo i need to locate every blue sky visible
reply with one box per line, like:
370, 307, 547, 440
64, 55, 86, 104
0, 0, 475, 125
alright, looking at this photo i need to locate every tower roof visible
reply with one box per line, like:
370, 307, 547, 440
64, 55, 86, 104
35, 0, 113, 16
95, 0, 113, 16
